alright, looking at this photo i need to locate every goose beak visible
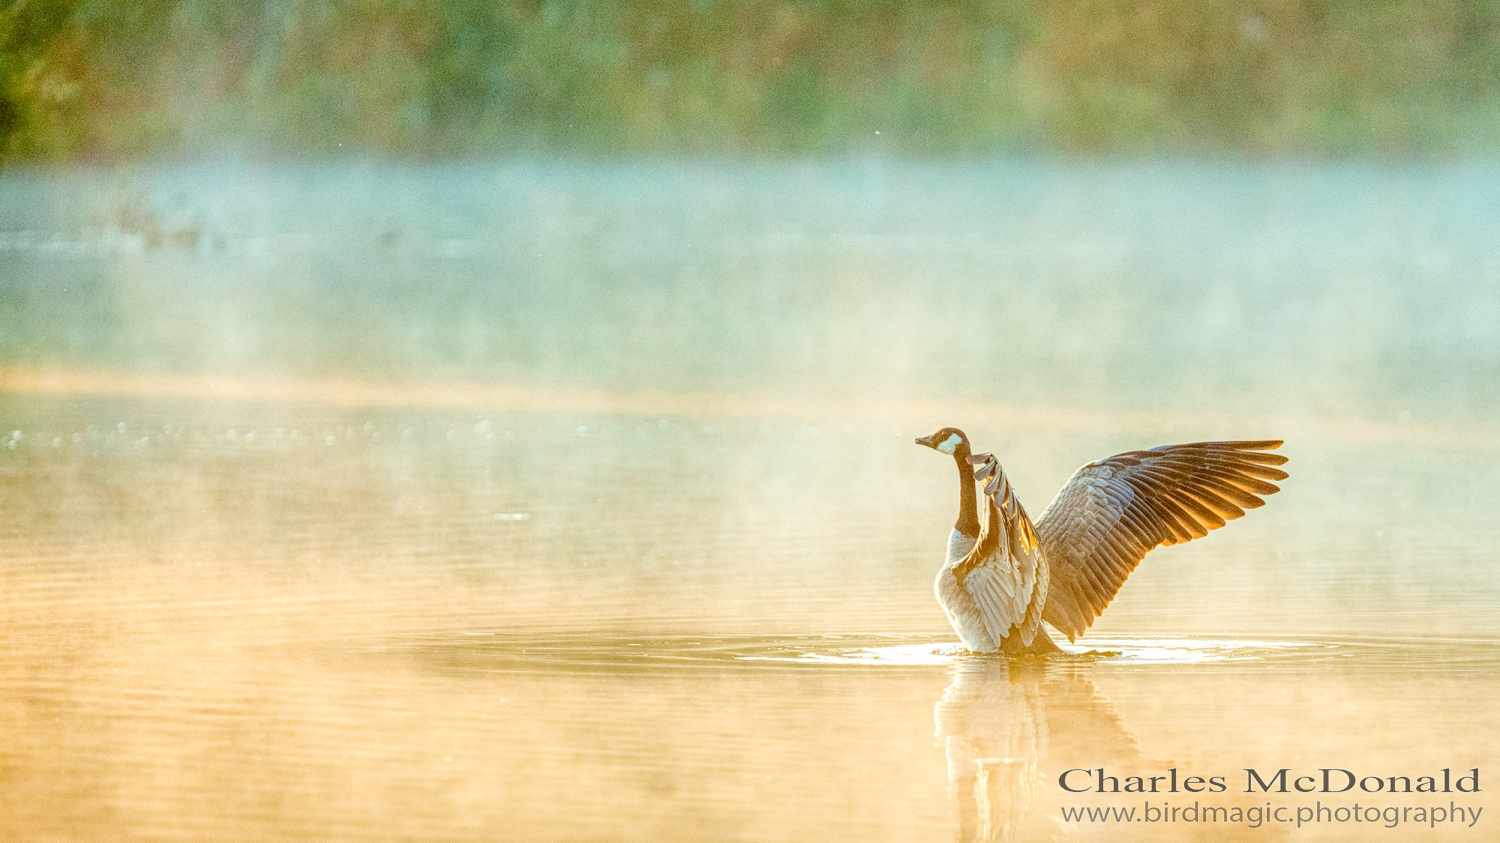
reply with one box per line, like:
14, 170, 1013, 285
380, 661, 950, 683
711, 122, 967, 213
914, 434, 935, 448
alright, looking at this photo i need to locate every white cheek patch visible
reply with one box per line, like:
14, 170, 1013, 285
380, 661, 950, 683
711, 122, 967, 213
936, 433, 962, 454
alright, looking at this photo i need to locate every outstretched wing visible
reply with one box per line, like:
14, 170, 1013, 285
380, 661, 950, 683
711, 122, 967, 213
1035, 440, 1288, 641
952, 453, 1049, 649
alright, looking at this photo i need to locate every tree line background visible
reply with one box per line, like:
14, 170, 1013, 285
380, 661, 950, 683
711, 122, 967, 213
4, 0, 1500, 162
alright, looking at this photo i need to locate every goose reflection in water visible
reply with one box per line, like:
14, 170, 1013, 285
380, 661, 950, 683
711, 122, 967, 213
934, 660, 1288, 843
935, 659, 1142, 842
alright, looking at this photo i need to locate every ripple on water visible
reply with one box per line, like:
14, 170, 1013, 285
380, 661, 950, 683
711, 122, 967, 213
737, 637, 1326, 666
1060, 637, 1324, 664
389, 632, 1500, 674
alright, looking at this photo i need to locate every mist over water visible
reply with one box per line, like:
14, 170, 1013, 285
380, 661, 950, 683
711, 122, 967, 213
6, 159, 1500, 418
2, 160, 1497, 840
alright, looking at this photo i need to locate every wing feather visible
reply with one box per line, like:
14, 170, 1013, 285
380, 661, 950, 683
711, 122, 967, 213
969, 574, 1009, 636
953, 454, 1049, 648
1193, 469, 1277, 502
1036, 440, 1287, 641
1115, 509, 1156, 548
1182, 487, 1245, 520
1167, 489, 1226, 529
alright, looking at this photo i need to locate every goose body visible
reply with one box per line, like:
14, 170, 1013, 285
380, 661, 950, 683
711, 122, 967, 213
916, 428, 1288, 655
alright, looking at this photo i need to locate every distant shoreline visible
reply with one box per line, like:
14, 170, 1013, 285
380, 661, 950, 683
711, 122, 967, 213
6, 3, 1500, 163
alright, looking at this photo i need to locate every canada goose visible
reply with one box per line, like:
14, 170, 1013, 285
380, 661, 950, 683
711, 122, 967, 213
915, 429, 1287, 655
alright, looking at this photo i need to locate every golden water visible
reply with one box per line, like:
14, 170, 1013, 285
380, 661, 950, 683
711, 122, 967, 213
1, 388, 1495, 842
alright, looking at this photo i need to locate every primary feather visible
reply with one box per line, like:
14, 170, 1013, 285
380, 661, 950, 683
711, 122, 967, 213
1034, 440, 1287, 641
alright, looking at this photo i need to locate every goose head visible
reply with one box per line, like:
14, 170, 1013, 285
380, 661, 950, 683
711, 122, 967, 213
915, 427, 970, 456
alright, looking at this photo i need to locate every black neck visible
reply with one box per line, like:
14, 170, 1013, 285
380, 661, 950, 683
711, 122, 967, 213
952, 443, 980, 538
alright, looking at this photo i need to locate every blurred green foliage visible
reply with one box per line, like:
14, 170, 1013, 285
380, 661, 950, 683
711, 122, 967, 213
1, 0, 79, 158
4, 0, 1500, 161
